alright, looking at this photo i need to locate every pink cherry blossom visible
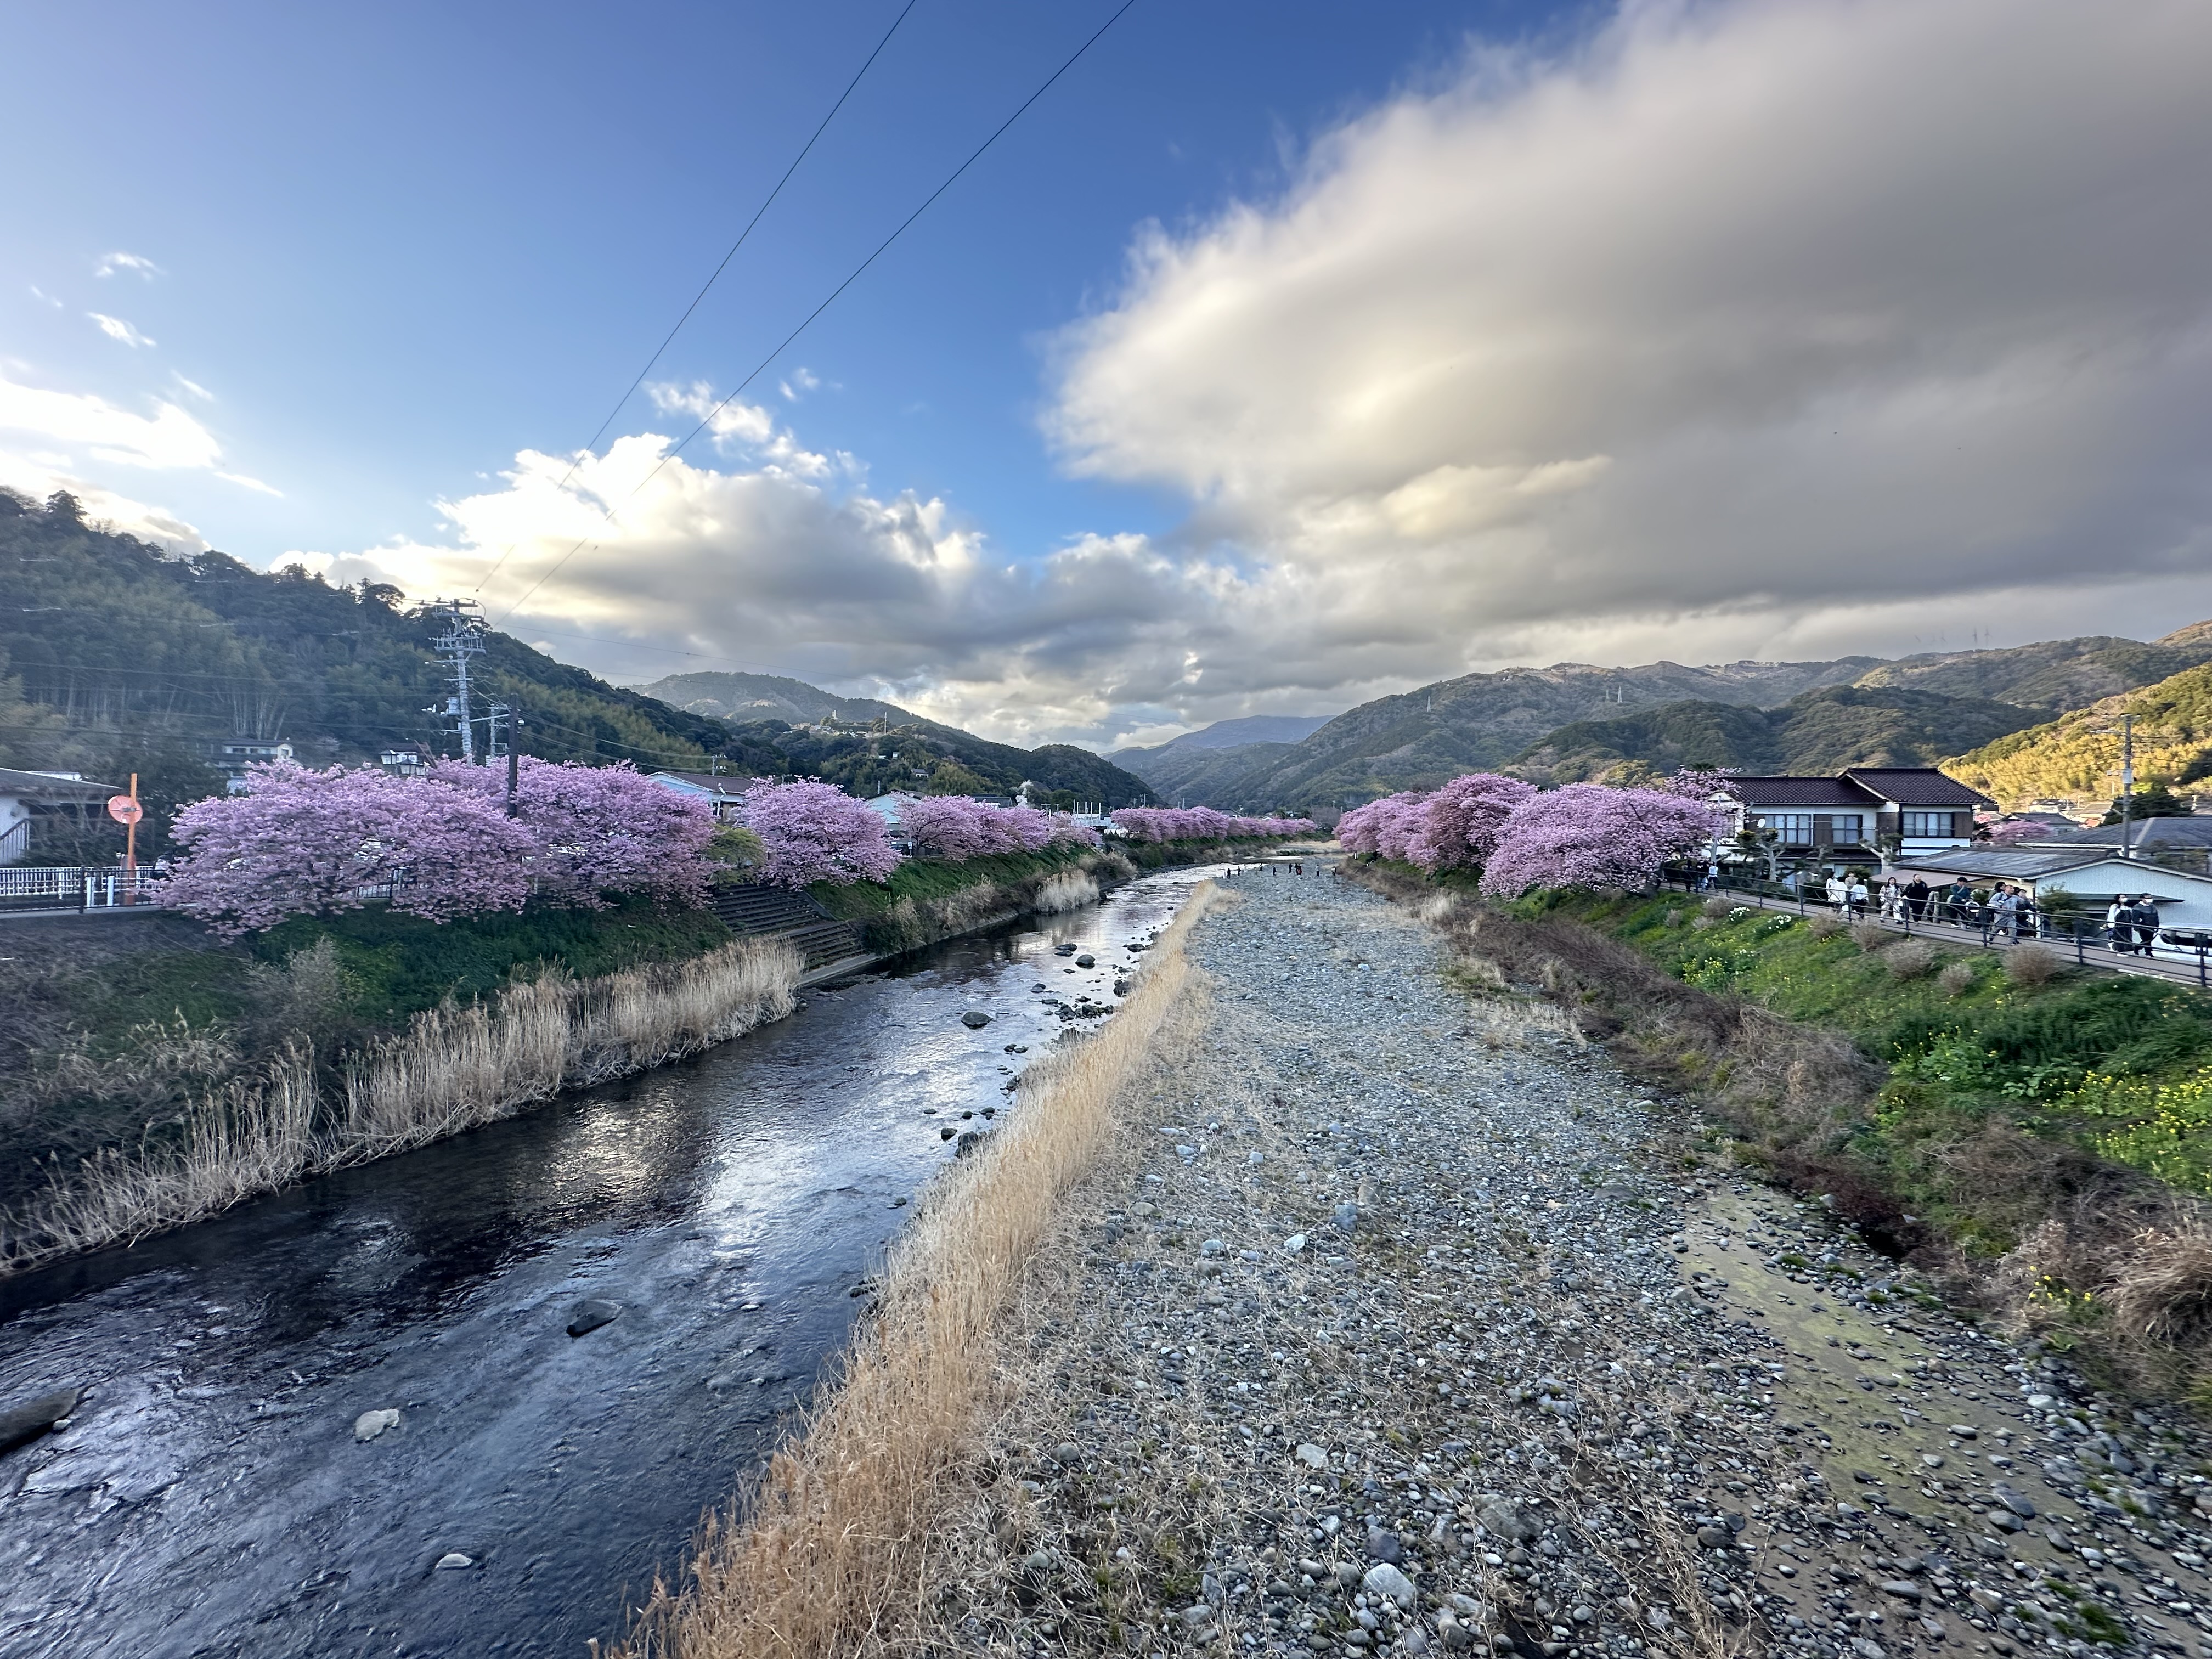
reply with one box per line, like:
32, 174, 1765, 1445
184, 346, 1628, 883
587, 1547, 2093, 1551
737, 778, 903, 888
1479, 784, 1726, 898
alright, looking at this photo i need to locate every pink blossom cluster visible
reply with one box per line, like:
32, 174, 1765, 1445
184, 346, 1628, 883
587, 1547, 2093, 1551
1108, 807, 1317, 844
1336, 773, 1538, 871
896, 795, 1100, 859
427, 757, 714, 907
1983, 819, 2049, 846
166, 763, 541, 936
1477, 783, 1727, 898
735, 778, 904, 889
165, 758, 720, 935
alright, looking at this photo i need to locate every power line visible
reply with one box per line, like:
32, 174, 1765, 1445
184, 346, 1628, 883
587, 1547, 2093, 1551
472, 0, 921, 599
490, 0, 1139, 627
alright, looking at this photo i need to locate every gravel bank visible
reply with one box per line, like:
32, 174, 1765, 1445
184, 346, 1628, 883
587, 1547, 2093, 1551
933, 865, 2212, 1659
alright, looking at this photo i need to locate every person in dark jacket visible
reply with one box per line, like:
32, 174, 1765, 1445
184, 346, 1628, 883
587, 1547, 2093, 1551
1904, 876, 1930, 922
2130, 895, 2163, 956
1943, 878, 1973, 923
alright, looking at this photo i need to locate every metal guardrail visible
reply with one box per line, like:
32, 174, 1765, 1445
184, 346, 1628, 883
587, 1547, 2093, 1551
0, 867, 162, 915
1668, 869, 2212, 990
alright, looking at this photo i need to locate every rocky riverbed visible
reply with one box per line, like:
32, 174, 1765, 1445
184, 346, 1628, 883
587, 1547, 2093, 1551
935, 865, 2212, 1659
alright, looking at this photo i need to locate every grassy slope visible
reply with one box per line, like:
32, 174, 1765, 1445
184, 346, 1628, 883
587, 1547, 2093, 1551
1536, 889, 2212, 1227
1948, 660, 2212, 808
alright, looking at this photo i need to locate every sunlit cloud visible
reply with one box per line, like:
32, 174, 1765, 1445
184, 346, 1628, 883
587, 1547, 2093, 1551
94, 251, 163, 280
87, 312, 155, 348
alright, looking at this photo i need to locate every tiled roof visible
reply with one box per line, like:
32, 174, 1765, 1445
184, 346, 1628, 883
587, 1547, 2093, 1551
2030, 817, 2212, 849
1840, 768, 1993, 807
1727, 776, 1880, 808
0, 766, 119, 802
1896, 849, 2101, 879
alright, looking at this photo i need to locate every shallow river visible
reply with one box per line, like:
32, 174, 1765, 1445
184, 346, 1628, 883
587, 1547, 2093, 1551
0, 867, 1228, 1659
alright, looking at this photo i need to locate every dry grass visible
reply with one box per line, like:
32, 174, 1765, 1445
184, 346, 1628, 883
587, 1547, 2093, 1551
618, 884, 1222, 1659
0, 939, 801, 1272
1848, 921, 1891, 951
1883, 939, 1938, 980
1937, 960, 1976, 998
1034, 871, 1102, 915
2005, 942, 2062, 986
1804, 913, 1844, 940
1700, 895, 1734, 919
2107, 1223, 2212, 1346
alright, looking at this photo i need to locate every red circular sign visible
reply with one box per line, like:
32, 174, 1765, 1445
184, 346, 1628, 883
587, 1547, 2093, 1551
106, 795, 144, 826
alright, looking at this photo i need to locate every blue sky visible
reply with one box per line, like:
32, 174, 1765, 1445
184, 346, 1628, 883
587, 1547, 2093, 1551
5, 2, 2209, 749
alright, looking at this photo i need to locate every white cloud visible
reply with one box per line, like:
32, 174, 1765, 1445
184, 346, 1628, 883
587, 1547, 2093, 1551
646, 381, 833, 477
94, 252, 163, 280
87, 312, 155, 348
171, 373, 214, 402
1046, 0, 2212, 696
0, 452, 207, 551
778, 367, 821, 402
27, 286, 61, 309
217, 470, 282, 497
0, 372, 220, 469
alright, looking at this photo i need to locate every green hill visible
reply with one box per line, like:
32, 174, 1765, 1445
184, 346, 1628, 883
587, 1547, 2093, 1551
1510, 685, 2046, 785
1948, 661, 2212, 810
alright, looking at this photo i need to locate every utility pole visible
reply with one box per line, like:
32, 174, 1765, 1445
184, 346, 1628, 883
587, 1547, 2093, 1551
429, 600, 486, 763
2120, 712, 2136, 860
505, 709, 523, 817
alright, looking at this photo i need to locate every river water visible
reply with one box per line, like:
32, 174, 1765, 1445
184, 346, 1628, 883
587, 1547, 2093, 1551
0, 867, 1231, 1659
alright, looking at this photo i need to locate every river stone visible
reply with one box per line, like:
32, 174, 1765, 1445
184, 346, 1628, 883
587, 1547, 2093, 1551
1363, 1562, 1417, 1609
353, 1408, 401, 1442
1295, 1442, 1329, 1469
1994, 1485, 2037, 1518
566, 1300, 622, 1338
961, 1011, 992, 1029
1332, 1200, 1360, 1233
1365, 1525, 1403, 1564
955, 1129, 988, 1156
1075, 953, 1095, 968
1477, 1498, 1533, 1542
435, 1552, 473, 1570
0, 1386, 82, 1455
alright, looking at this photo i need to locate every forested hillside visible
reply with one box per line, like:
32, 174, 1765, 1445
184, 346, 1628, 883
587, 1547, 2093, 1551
0, 490, 736, 853
1156, 629, 2212, 811
1508, 684, 2045, 785
1948, 661, 2212, 808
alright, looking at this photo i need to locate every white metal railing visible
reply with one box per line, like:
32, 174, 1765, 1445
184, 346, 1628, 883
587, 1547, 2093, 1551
0, 867, 163, 912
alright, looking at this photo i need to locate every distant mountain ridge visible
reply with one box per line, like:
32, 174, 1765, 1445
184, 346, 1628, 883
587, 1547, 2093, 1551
628, 669, 1154, 806
1146, 629, 2212, 812
1108, 714, 1334, 799
626, 670, 917, 729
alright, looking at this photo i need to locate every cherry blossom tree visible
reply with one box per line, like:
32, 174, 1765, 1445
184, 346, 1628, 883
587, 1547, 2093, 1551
1408, 774, 1537, 872
430, 757, 713, 906
1984, 819, 2049, 847
163, 763, 535, 936
1480, 784, 1726, 898
1109, 808, 1316, 843
738, 778, 902, 888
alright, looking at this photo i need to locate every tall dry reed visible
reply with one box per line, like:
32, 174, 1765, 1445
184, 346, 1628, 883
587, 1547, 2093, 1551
1033, 870, 1101, 915
0, 938, 802, 1272
621, 883, 1221, 1659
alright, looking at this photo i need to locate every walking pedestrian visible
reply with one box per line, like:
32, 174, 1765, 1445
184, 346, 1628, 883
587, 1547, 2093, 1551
2130, 894, 2162, 956
1904, 876, 1930, 922
1990, 884, 2022, 943
1880, 876, 1903, 921
1825, 872, 1848, 911
2107, 895, 2132, 953
1847, 874, 1870, 919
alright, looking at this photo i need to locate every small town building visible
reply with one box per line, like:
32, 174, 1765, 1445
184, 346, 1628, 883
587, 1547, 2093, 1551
2013, 815, 2212, 874
208, 738, 293, 793
1714, 766, 1989, 865
645, 770, 751, 820
0, 766, 120, 864
1893, 847, 2212, 935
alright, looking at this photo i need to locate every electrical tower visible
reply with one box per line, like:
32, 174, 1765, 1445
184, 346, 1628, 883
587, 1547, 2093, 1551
427, 600, 487, 763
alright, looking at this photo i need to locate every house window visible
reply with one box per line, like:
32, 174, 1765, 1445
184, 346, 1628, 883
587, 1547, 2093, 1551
1754, 813, 1814, 843
1901, 811, 1957, 838
1813, 814, 1864, 845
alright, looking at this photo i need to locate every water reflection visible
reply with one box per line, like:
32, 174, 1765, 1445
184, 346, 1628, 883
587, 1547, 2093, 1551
0, 866, 1222, 1659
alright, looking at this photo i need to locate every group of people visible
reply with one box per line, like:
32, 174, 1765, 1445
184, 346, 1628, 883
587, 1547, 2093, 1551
2104, 894, 2165, 956
1810, 871, 2038, 938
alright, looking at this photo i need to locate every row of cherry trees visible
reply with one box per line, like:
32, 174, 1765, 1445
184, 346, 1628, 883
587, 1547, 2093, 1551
161, 761, 1328, 936
166, 759, 719, 935
1339, 771, 1726, 895
1108, 806, 1317, 843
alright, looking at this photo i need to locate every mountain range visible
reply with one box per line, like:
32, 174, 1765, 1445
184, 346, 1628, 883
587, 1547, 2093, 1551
1106, 630, 2212, 812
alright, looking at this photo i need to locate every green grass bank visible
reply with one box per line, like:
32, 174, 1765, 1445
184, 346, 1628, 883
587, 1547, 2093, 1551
1340, 857, 2212, 1399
